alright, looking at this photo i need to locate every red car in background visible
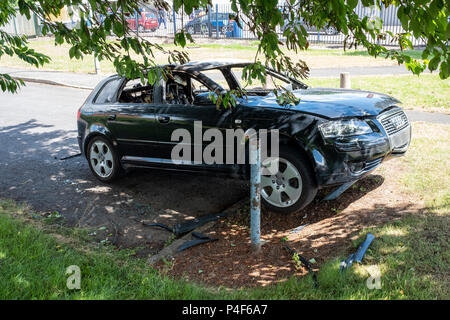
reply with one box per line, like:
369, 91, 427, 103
126, 10, 159, 32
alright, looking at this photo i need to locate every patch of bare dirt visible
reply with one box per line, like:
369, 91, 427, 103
159, 158, 425, 288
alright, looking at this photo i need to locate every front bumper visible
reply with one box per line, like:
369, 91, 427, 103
314, 108, 411, 186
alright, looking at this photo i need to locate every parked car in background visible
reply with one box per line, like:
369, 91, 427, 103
185, 12, 234, 35
77, 60, 411, 214
126, 9, 159, 32
282, 16, 338, 35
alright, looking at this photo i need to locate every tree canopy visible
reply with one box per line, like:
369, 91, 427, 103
0, 0, 448, 96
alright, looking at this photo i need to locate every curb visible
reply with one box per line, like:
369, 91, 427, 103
12, 76, 95, 91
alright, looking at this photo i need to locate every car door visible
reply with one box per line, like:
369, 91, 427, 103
106, 79, 160, 159
152, 100, 234, 170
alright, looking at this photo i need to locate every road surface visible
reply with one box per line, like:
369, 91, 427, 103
0, 83, 248, 250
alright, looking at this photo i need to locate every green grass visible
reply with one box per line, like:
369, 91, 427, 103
400, 122, 450, 213
1, 198, 447, 299
1, 123, 448, 300
0, 38, 422, 73
307, 74, 450, 112
0, 200, 216, 300
246, 215, 449, 299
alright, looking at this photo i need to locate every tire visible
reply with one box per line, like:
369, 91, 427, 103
220, 26, 228, 35
138, 25, 145, 33
325, 26, 337, 35
87, 136, 121, 183
260, 147, 318, 214
187, 26, 195, 34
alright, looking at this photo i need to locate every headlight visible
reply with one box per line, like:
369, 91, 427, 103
319, 119, 372, 138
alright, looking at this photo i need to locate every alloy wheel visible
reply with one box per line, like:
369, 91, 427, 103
89, 141, 114, 178
261, 157, 303, 208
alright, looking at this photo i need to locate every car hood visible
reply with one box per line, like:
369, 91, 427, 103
239, 87, 401, 119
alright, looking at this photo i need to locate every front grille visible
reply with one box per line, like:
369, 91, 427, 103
379, 110, 409, 136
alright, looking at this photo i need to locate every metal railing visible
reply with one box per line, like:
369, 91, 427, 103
148, 3, 426, 47
1, 2, 426, 47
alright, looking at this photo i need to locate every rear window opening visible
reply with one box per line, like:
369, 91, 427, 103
119, 79, 154, 104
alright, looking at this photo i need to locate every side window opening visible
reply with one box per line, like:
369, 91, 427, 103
94, 78, 122, 104
230, 67, 290, 96
119, 79, 155, 104
200, 69, 231, 91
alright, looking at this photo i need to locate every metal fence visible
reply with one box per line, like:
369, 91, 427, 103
147, 3, 426, 47
0, 11, 41, 37
1, 2, 426, 47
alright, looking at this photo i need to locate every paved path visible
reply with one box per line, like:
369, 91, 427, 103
1, 64, 428, 91
0, 82, 248, 250
0, 66, 111, 90
309, 65, 430, 78
405, 110, 450, 125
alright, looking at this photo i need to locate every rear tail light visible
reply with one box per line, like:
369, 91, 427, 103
77, 107, 82, 120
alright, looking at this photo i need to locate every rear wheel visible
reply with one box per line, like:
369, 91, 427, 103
260, 147, 317, 214
187, 26, 195, 34
87, 136, 121, 182
138, 25, 145, 33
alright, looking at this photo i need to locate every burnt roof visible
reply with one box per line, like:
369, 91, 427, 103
172, 59, 252, 71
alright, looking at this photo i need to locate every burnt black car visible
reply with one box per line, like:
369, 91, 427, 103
77, 60, 411, 214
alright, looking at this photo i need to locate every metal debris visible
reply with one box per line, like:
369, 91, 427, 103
340, 232, 375, 271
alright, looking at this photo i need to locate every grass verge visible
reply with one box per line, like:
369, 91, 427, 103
0, 38, 412, 73
308, 74, 450, 113
0, 123, 448, 299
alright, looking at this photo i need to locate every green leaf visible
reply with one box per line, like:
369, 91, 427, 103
113, 22, 124, 37
347, 0, 358, 10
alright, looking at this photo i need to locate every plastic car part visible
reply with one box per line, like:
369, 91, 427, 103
323, 180, 357, 201
340, 232, 375, 271
354, 233, 375, 263
283, 245, 318, 288
176, 232, 219, 252
59, 153, 81, 160
289, 224, 309, 234
142, 222, 174, 233
142, 212, 228, 236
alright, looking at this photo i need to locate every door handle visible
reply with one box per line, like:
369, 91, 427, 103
158, 116, 170, 123
107, 114, 116, 121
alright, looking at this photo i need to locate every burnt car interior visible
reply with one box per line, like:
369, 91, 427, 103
164, 71, 218, 105
117, 64, 307, 105
119, 79, 154, 104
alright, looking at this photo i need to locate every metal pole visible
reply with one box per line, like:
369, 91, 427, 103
33, 12, 39, 37
172, 6, 176, 35
13, 15, 18, 36
207, 5, 211, 37
378, 1, 383, 45
94, 56, 100, 74
215, 4, 219, 39
135, 10, 139, 37
340, 72, 351, 89
249, 135, 261, 253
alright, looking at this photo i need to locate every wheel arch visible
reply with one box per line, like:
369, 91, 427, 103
83, 126, 115, 158
278, 134, 318, 187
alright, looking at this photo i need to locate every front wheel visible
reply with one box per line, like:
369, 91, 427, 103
87, 136, 121, 183
260, 147, 317, 214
